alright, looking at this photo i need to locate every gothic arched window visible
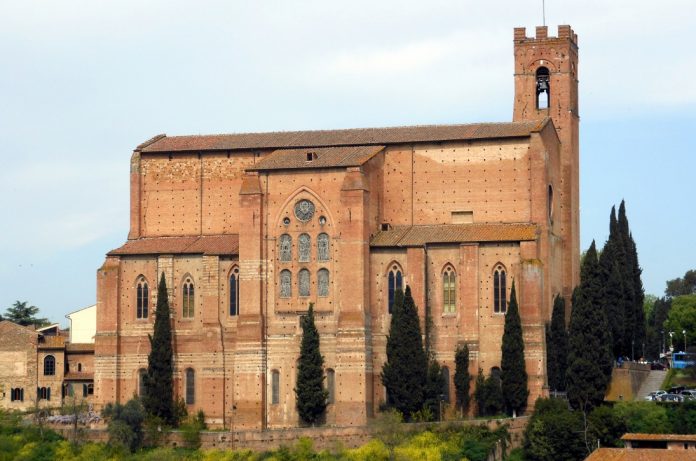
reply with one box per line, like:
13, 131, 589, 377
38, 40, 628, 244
493, 265, 507, 313
317, 233, 330, 261
387, 265, 403, 314
280, 270, 292, 298
44, 355, 55, 376
136, 276, 149, 319
298, 233, 311, 262
299, 269, 310, 297
443, 266, 456, 313
230, 267, 240, 316
182, 277, 195, 318
185, 368, 195, 405
279, 234, 292, 262
318, 269, 329, 297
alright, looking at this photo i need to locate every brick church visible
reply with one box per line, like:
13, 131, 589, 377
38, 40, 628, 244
94, 25, 580, 428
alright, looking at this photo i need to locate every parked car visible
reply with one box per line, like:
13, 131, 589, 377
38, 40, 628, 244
658, 393, 683, 403
680, 389, 696, 400
645, 390, 667, 401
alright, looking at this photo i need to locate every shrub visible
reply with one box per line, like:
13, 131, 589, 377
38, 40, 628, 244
102, 398, 146, 452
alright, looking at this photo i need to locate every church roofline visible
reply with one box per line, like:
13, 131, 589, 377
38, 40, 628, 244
136, 119, 550, 154
107, 234, 239, 257
370, 223, 539, 247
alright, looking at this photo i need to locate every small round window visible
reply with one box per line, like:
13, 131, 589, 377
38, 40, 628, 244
294, 199, 315, 222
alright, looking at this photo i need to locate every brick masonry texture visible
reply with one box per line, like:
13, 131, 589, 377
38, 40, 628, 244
95, 25, 580, 430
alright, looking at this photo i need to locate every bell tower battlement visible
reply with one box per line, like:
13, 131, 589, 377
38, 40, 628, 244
513, 24, 580, 296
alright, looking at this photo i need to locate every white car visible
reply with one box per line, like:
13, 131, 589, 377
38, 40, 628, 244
645, 390, 667, 401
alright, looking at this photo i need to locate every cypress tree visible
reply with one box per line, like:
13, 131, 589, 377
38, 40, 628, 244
295, 303, 328, 425
474, 368, 486, 416
144, 273, 175, 425
547, 295, 568, 392
618, 201, 645, 359
483, 372, 504, 416
454, 344, 471, 415
566, 242, 613, 411
424, 360, 445, 420
381, 286, 427, 420
501, 281, 529, 416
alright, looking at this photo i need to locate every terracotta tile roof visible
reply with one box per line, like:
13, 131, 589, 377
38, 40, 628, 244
585, 448, 696, 460
248, 145, 385, 171
65, 343, 95, 352
370, 223, 539, 247
622, 433, 696, 442
138, 120, 548, 153
108, 234, 239, 256
64, 372, 94, 381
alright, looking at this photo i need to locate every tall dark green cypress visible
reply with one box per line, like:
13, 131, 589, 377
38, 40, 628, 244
618, 201, 645, 359
295, 303, 328, 425
547, 295, 568, 392
381, 286, 427, 420
144, 273, 175, 425
454, 344, 471, 414
501, 281, 529, 416
567, 241, 613, 411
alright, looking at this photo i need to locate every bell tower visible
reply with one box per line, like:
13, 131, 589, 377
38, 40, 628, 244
513, 25, 580, 296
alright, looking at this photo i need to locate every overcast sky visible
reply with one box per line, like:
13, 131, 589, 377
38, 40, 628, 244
1, 0, 694, 324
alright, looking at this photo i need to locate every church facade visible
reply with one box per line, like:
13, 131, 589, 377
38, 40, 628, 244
94, 25, 580, 429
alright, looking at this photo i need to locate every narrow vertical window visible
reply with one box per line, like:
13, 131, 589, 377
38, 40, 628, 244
279, 234, 292, 262
139, 368, 147, 397
44, 355, 55, 376
388, 265, 403, 314
327, 369, 335, 404
230, 267, 240, 316
536, 66, 550, 109
317, 233, 330, 261
443, 266, 456, 313
185, 368, 195, 405
299, 269, 310, 297
136, 276, 149, 319
298, 233, 311, 262
83, 384, 88, 397
318, 269, 329, 297
87, 384, 94, 395
493, 265, 507, 313
271, 370, 280, 404
78, 363, 82, 372
280, 270, 292, 298
182, 277, 194, 318
442, 366, 450, 403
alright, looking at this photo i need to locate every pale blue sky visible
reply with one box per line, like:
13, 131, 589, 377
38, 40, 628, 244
1, 1, 694, 324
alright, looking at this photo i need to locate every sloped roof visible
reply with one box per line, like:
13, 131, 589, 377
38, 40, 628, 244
370, 223, 539, 247
622, 433, 696, 442
65, 343, 95, 353
585, 448, 696, 460
0, 320, 39, 336
108, 234, 239, 256
248, 145, 385, 171
137, 120, 548, 153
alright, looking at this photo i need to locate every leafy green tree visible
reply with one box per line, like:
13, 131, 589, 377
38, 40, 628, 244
295, 303, 328, 425
667, 400, 696, 434
664, 295, 696, 351
646, 296, 672, 359
547, 295, 568, 391
666, 269, 696, 298
102, 398, 146, 453
567, 241, 613, 412
381, 286, 427, 420
4, 301, 49, 327
522, 398, 585, 461
613, 401, 671, 433
454, 344, 471, 414
143, 273, 175, 425
501, 281, 528, 416
588, 405, 626, 448
482, 373, 504, 417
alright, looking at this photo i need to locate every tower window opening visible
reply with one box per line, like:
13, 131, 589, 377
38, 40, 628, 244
536, 67, 550, 109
